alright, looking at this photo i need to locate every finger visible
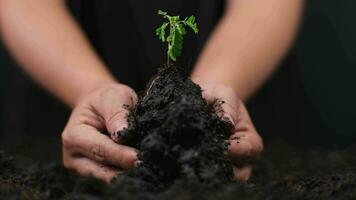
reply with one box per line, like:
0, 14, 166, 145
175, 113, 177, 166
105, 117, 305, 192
68, 126, 138, 169
202, 87, 262, 161
106, 108, 130, 143
201, 86, 239, 126
229, 103, 263, 165
201, 87, 215, 104
229, 128, 263, 165
229, 132, 263, 162
68, 157, 121, 183
233, 165, 252, 181
89, 84, 138, 140
219, 100, 239, 126
200, 84, 263, 165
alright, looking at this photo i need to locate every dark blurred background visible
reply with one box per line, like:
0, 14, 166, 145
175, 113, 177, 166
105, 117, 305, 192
0, 0, 356, 161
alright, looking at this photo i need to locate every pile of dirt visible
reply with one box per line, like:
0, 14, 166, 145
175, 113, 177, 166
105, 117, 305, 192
1, 67, 356, 199
115, 66, 234, 192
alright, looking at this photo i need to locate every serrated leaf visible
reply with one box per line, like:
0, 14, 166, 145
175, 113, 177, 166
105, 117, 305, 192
189, 23, 199, 34
184, 16, 199, 34
158, 10, 167, 16
187, 16, 195, 24
156, 22, 168, 42
176, 23, 186, 35
168, 29, 183, 61
156, 10, 199, 63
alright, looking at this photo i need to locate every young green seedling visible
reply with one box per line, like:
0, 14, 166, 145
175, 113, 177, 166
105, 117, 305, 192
156, 10, 199, 66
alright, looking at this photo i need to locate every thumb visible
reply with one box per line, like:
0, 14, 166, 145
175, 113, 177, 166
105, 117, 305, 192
89, 84, 138, 142
106, 108, 131, 142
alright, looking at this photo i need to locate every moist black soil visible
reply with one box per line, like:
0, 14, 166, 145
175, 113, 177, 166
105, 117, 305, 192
115, 66, 234, 192
2, 141, 356, 200
1, 67, 356, 199
0, 140, 356, 200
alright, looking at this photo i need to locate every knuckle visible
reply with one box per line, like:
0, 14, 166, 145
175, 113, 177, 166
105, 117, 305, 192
91, 144, 106, 162
119, 85, 138, 105
96, 84, 137, 106
98, 84, 132, 98
98, 85, 118, 97
256, 137, 264, 155
61, 130, 73, 149
243, 141, 254, 157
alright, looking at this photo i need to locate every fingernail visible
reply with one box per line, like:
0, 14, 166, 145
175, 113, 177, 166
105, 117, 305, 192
116, 123, 128, 133
134, 160, 142, 168
224, 114, 235, 126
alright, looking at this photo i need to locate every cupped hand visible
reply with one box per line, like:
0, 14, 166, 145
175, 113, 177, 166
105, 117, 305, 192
61, 83, 138, 183
196, 82, 263, 181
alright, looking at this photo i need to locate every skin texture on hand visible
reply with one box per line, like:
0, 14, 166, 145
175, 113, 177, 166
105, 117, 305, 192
196, 82, 264, 181
61, 83, 138, 183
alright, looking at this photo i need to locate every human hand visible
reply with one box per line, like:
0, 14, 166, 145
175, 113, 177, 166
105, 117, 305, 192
61, 83, 138, 183
195, 82, 263, 181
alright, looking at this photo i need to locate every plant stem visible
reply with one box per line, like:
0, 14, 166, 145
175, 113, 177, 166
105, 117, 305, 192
167, 54, 170, 66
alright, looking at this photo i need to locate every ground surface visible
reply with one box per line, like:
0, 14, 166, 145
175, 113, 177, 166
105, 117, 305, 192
1, 140, 356, 200
1, 67, 356, 200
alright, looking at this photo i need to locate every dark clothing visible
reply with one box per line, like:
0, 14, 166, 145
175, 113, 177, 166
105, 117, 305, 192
75, 0, 224, 91
0, 0, 226, 155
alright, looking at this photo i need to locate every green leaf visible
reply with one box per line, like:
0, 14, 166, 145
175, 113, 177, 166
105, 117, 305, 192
176, 23, 186, 35
186, 16, 195, 24
169, 16, 180, 24
158, 10, 167, 16
184, 16, 199, 34
155, 22, 168, 42
156, 10, 199, 63
168, 28, 183, 61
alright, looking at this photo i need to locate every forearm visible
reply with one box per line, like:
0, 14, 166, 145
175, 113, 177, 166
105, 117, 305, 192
191, 0, 304, 101
0, 0, 116, 107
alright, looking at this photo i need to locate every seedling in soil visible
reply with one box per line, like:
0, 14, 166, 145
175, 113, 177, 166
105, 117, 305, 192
114, 11, 234, 193
145, 11, 199, 95
156, 10, 199, 65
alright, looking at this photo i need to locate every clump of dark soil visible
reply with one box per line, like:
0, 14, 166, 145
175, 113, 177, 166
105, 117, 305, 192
2, 141, 356, 199
115, 66, 234, 192
2, 67, 356, 199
